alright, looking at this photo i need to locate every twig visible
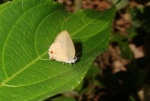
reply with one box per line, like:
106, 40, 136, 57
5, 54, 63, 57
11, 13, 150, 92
74, 0, 82, 12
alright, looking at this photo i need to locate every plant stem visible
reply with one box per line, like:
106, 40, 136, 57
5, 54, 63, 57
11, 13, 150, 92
74, 0, 82, 12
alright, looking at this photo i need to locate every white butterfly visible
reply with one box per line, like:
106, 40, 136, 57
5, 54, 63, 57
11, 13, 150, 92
48, 30, 77, 63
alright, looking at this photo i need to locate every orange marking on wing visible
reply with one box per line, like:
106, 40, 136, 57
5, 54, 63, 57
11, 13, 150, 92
50, 51, 54, 54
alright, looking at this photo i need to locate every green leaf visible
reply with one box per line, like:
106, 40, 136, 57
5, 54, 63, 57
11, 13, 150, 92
86, 64, 100, 79
53, 96, 76, 101
0, 1, 10, 10
0, 0, 115, 100
112, 0, 129, 10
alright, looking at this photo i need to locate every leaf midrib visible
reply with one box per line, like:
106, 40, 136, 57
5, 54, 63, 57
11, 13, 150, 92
0, 51, 47, 87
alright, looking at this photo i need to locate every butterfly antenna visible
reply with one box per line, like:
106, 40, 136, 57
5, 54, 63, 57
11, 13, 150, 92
75, 48, 88, 57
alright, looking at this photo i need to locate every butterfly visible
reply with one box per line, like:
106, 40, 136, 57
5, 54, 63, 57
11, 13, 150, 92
48, 30, 77, 64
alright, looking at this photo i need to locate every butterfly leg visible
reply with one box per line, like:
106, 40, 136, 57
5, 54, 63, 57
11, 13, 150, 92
74, 62, 76, 67
70, 63, 72, 67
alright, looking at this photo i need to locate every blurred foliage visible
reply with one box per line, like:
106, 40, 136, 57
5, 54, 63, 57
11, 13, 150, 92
132, 6, 150, 33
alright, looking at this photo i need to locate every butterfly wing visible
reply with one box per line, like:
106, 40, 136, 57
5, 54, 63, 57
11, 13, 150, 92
49, 30, 75, 62
49, 42, 68, 61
